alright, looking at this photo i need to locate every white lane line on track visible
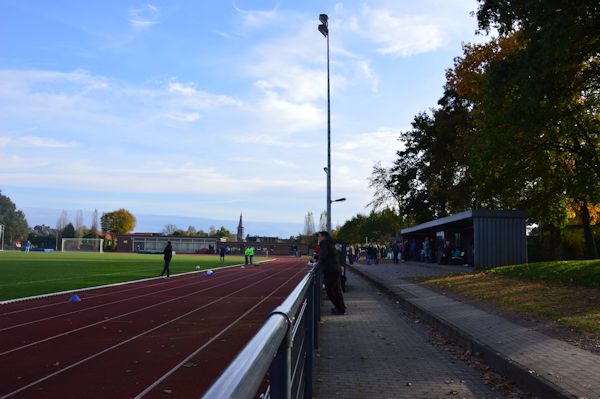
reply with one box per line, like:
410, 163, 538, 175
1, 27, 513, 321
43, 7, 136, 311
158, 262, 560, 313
0, 268, 251, 333
0, 264, 296, 399
0, 265, 283, 356
134, 267, 305, 398
0, 260, 276, 312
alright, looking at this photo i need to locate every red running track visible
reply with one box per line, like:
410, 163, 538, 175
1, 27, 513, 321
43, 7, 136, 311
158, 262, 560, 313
0, 257, 308, 398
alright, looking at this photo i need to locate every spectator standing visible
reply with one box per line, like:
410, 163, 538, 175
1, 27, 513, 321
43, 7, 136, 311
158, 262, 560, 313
347, 245, 355, 265
219, 246, 226, 263
423, 238, 431, 263
160, 241, 173, 278
391, 241, 400, 264
244, 247, 251, 265
317, 231, 346, 315
248, 247, 254, 264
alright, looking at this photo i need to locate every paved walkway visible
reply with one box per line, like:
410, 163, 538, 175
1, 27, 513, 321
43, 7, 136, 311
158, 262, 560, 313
313, 271, 498, 398
351, 262, 600, 399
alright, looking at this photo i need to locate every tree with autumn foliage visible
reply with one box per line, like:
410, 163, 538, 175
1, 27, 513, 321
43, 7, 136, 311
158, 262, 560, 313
369, 86, 476, 224
100, 209, 136, 235
369, 0, 598, 259
470, 0, 599, 258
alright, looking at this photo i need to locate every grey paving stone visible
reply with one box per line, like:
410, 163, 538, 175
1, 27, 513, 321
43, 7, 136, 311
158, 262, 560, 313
352, 262, 600, 399
313, 272, 499, 399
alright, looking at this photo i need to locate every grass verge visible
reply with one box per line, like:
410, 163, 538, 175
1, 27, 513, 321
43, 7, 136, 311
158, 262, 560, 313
0, 251, 270, 300
489, 260, 600, 289
422, 260, 600, 335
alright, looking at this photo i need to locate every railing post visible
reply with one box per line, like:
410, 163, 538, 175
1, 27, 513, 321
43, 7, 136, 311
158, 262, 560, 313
315, 266, 321, 348
269, 330, 292, 399
304, 279, 315, 399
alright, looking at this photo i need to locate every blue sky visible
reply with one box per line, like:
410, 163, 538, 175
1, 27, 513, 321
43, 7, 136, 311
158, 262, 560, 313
0, 0, 486, 235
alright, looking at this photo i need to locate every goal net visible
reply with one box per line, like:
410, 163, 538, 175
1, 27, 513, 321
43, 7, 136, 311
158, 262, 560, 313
61, 238, 104, 253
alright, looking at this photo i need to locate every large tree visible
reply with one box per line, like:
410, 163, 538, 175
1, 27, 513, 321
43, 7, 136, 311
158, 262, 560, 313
372, 87, 475, 224
75, 210, 85, 239
62, 223, 76, 239
162, 224, 179, 236
0, 190, 29, 243
214, 226, 232, 239
471, 0, 600, 258
89, 209, 99, 237
337, 209, 404, 244
303, 212, 316, 236
56, 210, 68, 243
101, 209, 136, 235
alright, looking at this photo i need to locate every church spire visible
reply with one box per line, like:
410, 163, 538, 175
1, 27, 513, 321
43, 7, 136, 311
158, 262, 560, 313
237, 213, 244, 242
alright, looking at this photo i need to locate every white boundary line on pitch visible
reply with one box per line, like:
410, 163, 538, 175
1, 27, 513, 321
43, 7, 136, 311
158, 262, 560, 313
0, 258, 278, 306
0, 267, 254, 332
0, 263, 294, 399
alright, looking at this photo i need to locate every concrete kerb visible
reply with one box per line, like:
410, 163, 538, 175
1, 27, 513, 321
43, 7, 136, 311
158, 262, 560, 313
0, 258, 278, 306
348, 265, 574, 399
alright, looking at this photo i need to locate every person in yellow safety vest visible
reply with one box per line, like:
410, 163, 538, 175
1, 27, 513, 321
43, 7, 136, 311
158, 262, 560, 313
248, 247, 254, 264
244, 247, 251, 265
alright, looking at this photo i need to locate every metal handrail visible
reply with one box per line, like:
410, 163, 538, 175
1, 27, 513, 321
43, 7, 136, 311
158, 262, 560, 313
202, 268, 318, 399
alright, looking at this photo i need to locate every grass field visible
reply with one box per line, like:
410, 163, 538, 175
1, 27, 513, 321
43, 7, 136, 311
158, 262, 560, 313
0, 251, 267, 301
488, 260, 600, 288
423, 260, 600, 334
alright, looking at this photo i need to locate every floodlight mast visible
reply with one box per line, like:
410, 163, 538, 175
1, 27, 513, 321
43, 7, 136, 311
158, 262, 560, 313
318, 13, 332, 233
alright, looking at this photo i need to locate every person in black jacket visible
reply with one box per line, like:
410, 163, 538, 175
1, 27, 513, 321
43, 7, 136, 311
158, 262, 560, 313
318, 231, 346, 315
160, 241, 173, 278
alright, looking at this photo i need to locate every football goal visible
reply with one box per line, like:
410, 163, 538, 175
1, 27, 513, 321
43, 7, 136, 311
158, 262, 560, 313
61, 238, 104, 253
0, 224, 4, 251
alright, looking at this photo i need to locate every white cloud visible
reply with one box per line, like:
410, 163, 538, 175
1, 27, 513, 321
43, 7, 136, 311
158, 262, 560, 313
0, 70, 241, 137
128, 4, 160, 30
20, 136, 77, 148
213, 30, 237, 40
166, 79, 242, 108
272, 159, 300, 169
229, 156, 301, 169
0, 137, 11, 148
0, 160, 315, 196
0, 154, 49, 170
358, 5, 445, 57
355, 60, 379, 92
331, 127, 405, 210
163, 112, 201, 122
338, 128, 403, 163
232, 1, 280, 28
231, 132, 316, 149
167, 81, 197, 96
253, 90, 324, 133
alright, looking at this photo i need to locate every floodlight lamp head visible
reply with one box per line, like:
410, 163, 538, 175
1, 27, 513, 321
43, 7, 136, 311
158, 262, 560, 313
319, 14, 328, 25
318, 24, 328, 37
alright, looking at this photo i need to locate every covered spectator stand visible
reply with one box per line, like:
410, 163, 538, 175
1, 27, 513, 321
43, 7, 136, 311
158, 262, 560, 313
400, 210, 528, 269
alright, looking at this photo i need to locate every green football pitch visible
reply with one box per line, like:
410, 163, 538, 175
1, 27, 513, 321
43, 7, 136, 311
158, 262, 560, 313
0, 251, 265, 301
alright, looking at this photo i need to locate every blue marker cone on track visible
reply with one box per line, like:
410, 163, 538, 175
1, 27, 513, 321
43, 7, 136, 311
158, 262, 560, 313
69, 293, 81, 302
